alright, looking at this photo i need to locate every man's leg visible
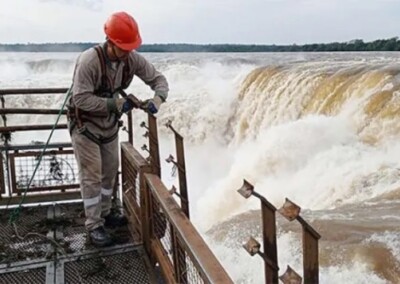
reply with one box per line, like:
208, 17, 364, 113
100, 136, 127, 227
100, 136, 119, 216
72, 131, 112, 245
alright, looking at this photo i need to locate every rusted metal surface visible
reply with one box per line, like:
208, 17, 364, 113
147, 115, 161, 177
121, 142, 153, 252
279, 266, 302, 284
121, 145, 142, 231
0, 109, 67, 115
0, 88, 69, 95
121, 142, 149, 169
239, 182, 322, 284
261, 201, 279, 283
278, 199, 320, 284
127, 112, 133, 144
150, 239, 176, 284
278, 198, 301, 221
298, 216, 320, 284
145, 173, 233, 284
0, 124, 68, 132
0, 87, 237, 283
166, 121, 190, 218
238, 180, 279, 284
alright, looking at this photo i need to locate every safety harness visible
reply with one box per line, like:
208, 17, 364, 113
68, 44, 132, 145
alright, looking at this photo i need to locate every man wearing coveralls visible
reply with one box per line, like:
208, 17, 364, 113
69, 11, 169, 246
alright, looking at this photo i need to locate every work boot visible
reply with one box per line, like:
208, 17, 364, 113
88, 226, 113, 247
104, 211, 128, 228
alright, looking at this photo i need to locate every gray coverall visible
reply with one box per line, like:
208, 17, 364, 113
70, 43, 168, 231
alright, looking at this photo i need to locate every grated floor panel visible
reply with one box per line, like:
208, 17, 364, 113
0, 203, 156, 284
0, 206, 49, 265
0, 267, 46, 284
64, 250, 150, 284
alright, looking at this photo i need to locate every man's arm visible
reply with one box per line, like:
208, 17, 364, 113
131, 52, 169, 101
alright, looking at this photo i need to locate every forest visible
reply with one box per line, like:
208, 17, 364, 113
1, 38, 399, 52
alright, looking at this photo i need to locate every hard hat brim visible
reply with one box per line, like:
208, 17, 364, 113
111, 35, 142, 51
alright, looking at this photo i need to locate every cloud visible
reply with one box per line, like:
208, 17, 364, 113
0, 0, 399, 44
39, 0, 104, 11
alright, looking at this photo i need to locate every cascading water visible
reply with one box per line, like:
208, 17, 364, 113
1, 51, 400, 283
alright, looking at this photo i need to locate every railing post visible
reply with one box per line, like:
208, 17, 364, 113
238, 180, 279, 283
279, 198, 320, 284
259, 195, 278, 283
166, 121, 189, 218
141, 168, 154, 262
299, 216, 320, 283
127, 112, 133, 145
148, 114, 161, 177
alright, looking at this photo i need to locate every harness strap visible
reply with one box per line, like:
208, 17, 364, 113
93, 46, 113, 96
94, 44, 132, 93
68, 44, 133, 141
77, 126, 119, 145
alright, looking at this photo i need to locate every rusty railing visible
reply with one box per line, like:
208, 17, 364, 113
0, 87, 250, 283
121, 141, 233, 284
238, 180, 321, 284
0, 88, 82, 205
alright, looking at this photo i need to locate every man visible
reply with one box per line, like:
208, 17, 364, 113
68, 11, 169, 247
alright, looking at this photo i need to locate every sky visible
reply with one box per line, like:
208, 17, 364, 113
0, 0, 399, 45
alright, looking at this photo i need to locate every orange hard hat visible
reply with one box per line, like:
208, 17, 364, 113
104, 12, 142, 51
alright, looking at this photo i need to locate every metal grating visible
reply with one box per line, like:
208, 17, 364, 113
176, 237, 205, 284
64, 250, 151, 284
0, 267, 46, 284
0, 206, 50, 264
59, 203, 132, 254
122, 157, 140, 205
1, 203, 155, 284
10, 150, 79, 193
151, 196, 172, 262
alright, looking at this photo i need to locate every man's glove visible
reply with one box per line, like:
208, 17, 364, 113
141, 95, 164, 114
113, 94, 140, 113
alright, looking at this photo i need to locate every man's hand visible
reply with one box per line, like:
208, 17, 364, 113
115, 94, 141, 113
141, 95, 163, 114
125, 94, 141, 109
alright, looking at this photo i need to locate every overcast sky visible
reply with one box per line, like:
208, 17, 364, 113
0, 0, 399, 45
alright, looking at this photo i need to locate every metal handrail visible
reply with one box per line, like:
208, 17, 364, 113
145, 174, 233, 284
0, 88, 69, 95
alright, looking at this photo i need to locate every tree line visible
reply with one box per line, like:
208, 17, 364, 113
1, 38, 400, 52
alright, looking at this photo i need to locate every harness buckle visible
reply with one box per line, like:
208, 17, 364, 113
77, 125, 87, 134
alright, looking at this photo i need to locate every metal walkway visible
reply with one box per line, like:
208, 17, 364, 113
0, 203, 157, 284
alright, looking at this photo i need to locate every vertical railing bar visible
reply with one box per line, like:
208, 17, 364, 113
9, 153, 18, 196
0, 151, 4, 198
165, 121, 190, 218
297, 216, 320, 284
250, 191, 280, 283
171, 225, 181, 283
127, 112, 133, 145
141, 165, 153, 258
173, 131, 189, 218
148, 114, 161, 177
260, 200, 279, 283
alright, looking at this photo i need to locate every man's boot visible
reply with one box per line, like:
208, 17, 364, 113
88, 226, 113, 247
104, 210, 128, 228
